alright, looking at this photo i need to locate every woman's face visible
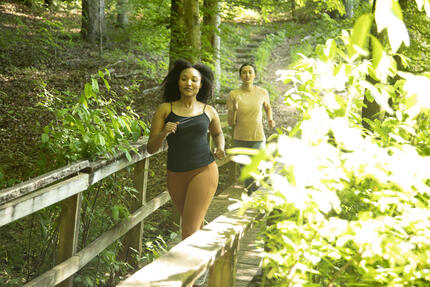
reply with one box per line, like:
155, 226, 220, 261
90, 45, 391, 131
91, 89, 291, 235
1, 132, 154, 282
240, 65, 256, 84
178, 68, 202, 98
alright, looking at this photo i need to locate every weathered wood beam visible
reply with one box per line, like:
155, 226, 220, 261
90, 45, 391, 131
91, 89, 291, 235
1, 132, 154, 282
0, 173, 89, 227
120, 157, 150, 265
117, 208, 260, 287
0, 160, 89, 204
57, 193, 82, 287
88, 140, 167, 185
23, 191, 171, 287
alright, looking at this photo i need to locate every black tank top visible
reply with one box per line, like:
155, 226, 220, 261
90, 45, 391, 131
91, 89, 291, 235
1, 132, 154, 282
165, 103, 215, 172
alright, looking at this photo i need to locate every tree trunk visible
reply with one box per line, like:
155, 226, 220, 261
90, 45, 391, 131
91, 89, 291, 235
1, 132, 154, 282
203, 0, 221, 93
169, 0, 186, 67
183, 0, 201, 63
361, 0, 381, 131
81, 0, 106, 44
345, 0, 353, 18
169, 0, 200, 65
117, 0, 129, 28
291, 0, 296, 20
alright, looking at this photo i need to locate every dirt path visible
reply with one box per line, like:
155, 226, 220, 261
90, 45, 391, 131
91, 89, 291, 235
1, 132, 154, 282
262, 37, 300, 135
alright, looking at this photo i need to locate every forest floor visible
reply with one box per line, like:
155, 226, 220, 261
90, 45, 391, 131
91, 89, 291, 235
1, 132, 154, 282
0, 0, 300, 189
0, 1, 300, 284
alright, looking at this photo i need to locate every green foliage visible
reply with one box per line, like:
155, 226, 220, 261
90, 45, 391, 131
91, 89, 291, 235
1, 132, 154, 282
40, 70, 149, 166
254, 31, 288, 76
398, 0, 430, 73
223, 0, 346, 21
237, 2, 430, 286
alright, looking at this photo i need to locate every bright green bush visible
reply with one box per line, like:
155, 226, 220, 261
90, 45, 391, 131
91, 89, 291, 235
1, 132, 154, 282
238, 2, 430, 286
40, 70, 149, 166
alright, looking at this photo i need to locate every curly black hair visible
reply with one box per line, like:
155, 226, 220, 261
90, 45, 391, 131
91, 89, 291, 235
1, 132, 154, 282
162, 59, 214, 103
239, 62, 257, 76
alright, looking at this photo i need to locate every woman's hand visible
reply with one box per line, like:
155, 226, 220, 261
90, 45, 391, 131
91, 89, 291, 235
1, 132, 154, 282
163, 121, 179, 137
268, 119, 276, 129
213, 147, 226, 160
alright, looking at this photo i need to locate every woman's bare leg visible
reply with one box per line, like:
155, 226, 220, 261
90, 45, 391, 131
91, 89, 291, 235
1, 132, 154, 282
181, 162, 218, 239
167, 170, 189, 215
167, 162, 219, 240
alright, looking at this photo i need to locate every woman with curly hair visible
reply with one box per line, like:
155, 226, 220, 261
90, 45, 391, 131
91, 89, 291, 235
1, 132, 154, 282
147, 59, 225, 242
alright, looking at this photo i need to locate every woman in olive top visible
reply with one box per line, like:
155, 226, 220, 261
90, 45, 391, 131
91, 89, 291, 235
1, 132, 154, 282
227, 63, 275, 192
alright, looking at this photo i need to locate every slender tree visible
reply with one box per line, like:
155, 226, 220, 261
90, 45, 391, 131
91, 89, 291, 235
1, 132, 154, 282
361, 0, 381, 131
183, 0, 201, 63
169, 0, 200, 65
344, 0, 354, 18
116, 0, 129, 28
81, 0, 106, 44
203, 0, 221, 93
291, 0, 296, 20
169, 0, 185, 66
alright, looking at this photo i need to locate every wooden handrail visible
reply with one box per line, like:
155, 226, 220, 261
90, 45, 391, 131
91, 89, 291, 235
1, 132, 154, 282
24, 191, 172, 287
0, 140, 167, 227
117, 207, 262, 287
0, 160, 89, 204
1, 115, 237, 287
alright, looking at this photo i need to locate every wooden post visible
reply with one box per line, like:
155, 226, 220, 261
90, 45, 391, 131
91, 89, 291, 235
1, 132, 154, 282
208, 238, 239, 287
56, 193, 82, 287
120, 158, 149, 266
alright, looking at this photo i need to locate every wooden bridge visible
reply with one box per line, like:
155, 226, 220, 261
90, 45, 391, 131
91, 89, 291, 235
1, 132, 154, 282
0, 116, 267, 287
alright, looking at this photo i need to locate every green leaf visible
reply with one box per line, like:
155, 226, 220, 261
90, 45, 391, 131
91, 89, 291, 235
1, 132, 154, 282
84, 83, 93, 99
370, 35, 396, 83
370, 35, 383, 68
112, 205, 119, 220
415, 0, 430, 17
103, 78, 110, 92
125, 150, 132, 162
91, 78, 99, 94
324, 39, 337, 60
41, 133, 49, 143
96, 134, 105, 146
348, 14, 372, 58
375, 0, 409, 52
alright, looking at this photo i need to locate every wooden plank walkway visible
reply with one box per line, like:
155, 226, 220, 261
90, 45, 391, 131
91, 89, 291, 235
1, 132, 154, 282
202, 184, 265, 287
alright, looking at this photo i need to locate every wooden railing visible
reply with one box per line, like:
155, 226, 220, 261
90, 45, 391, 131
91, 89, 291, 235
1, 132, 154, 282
0, 115, 242, 287
117, 202, 263, 287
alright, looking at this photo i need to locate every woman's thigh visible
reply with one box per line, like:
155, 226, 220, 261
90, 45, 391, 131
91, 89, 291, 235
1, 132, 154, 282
182, 162, 218, 233
166, 162, 218, 216
167, 169, 193, 215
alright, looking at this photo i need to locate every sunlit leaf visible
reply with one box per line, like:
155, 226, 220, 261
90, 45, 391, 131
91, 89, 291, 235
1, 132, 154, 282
361, 81, 393, 114
370, 36, 396, 83
348, 13, 372, 58
375, 0, 409, 52
91, 78, 99, 94
324, 39, 337, 60
84, 83, 93, 98
415, 0, 430, 17
398, 72, 430, 118
370, 35, 383, 68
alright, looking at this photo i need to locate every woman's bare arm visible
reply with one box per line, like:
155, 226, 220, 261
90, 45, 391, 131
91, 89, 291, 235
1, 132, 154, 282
263, 96, 275, 129
208, 106, 225, 159
226, 92, 237, 127
147, 104, 178, 154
